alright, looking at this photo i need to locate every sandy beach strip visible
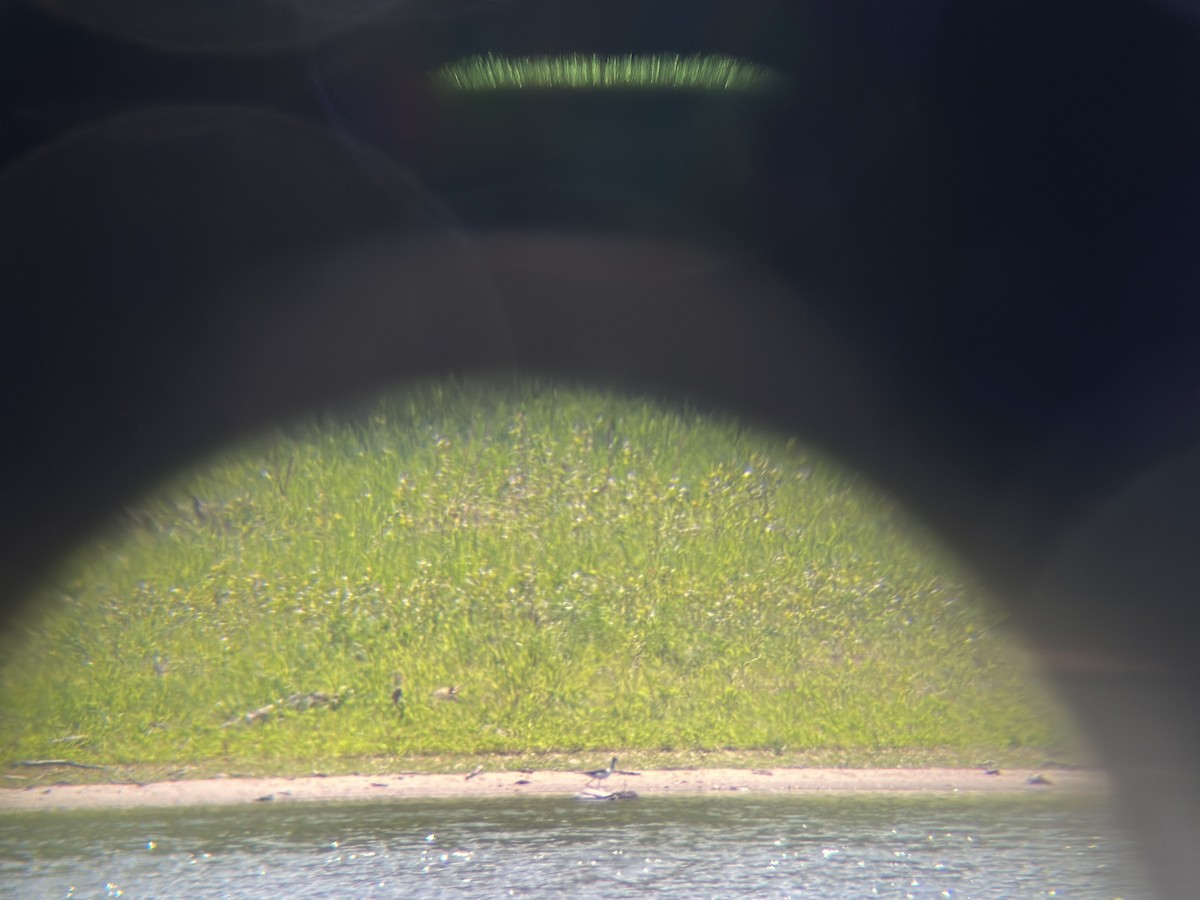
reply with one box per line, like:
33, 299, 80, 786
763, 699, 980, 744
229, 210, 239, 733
0, 767, 1110, 811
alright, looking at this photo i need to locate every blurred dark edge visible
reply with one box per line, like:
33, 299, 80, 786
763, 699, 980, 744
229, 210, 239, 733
2, 0, 1200, 895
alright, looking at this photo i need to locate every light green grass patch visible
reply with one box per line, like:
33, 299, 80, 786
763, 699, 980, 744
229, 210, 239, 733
432, 53, 785, 92
0, 378, 1082, 775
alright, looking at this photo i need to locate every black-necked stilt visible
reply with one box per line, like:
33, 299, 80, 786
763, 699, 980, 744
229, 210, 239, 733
583, 756, 618, 787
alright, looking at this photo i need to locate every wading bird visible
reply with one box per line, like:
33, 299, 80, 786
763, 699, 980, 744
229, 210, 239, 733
583, 756, 619, 788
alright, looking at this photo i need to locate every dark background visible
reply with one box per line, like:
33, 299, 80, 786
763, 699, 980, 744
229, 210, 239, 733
3, 1, 1200, 894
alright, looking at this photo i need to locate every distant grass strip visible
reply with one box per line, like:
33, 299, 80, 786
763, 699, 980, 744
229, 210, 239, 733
0, 378, 1079, 774
432, 53, 784, 92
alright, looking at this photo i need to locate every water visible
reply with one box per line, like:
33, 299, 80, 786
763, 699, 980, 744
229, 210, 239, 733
0, 794, 1147, 898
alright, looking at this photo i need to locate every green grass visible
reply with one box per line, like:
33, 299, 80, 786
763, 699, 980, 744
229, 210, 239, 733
431, 53, 785, 92
0, 377, 1082, 778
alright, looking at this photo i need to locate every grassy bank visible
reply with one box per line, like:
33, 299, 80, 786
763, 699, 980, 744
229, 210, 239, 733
0, 378, 1080, 776
432, 53, 784, 93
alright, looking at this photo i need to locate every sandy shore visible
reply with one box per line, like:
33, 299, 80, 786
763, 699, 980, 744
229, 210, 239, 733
0, 767, 1109, 811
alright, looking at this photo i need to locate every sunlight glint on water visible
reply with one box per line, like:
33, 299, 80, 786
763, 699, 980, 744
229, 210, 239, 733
0, 795, 1146, 898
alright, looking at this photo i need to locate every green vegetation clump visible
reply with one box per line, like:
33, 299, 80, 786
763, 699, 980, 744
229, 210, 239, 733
0, 378, 1074, 774
432, 53, 784, 92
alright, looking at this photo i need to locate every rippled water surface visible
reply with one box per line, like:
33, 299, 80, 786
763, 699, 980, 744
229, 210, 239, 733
0, 793, 1147, 898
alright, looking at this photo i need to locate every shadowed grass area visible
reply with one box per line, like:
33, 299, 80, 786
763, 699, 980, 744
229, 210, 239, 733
432, 53, 785, 92
0, 378, 1081, 775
